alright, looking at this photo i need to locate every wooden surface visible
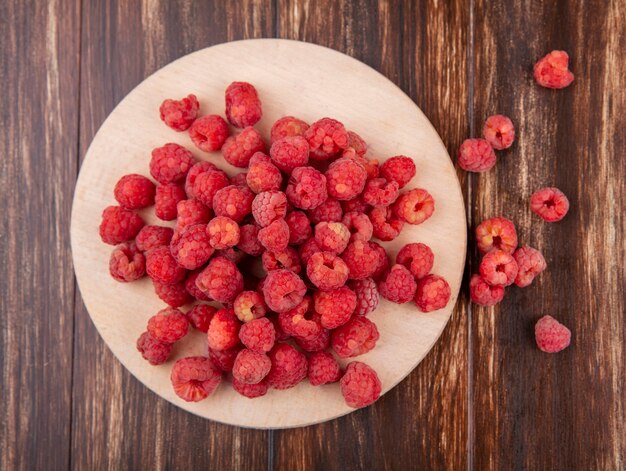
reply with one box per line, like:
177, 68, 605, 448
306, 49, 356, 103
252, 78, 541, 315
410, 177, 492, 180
1, 0, 624, 468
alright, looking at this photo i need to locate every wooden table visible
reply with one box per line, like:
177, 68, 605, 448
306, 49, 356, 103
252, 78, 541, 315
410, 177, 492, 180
1, 1, 624, 469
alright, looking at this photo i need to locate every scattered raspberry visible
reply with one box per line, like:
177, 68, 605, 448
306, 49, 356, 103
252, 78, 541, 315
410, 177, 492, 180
307, 251, 350, 290
206, 216, 240, 249
342, 196, 370, 214
270, 136, 310, 173
233, 290, 268, 322
217, 246, 246, 264
266, 343, 308, 390
380, 156, 416, 188
252, 191, 288, 227
457, 139, 497, 172
113, 174, 155, 209
341, 211, 373, 242
479, 250, 519, 287
145, 246, 187, 284
285, 211, 312, 245
155, 183, 186, 220
362, 178, 400, 207
135, 225, 173, 252
222, 127, 266, 168
307, 197, 342, 224
262, 247, 301, 273
369, 206, 404, 241
239, 317, 275, 353
341, 240, 378, 279
270, 116, 310, 144
308, 352, 342, 386
325, 157, 367, 200
189, 115, 229, 152
176, 199, 212, 231
355, 155, 380, 179
370, 241, 390, 280
483, 115, 515, 150
170, 356, 222, 402
378, 264, 417, 304
209, 346, 241, 372
415, 274, 451, 312
278, 297, 322, 340
136, 331, 173, 365
232, 349, 271, 384
314, 286, 356, 329
340, 362, 381, 408
258, 218, 290, 252
185, 161, 218, 198
535, 315, 571, 353
207, 308, 241, 351
513, 245, 547, 288
153, 279, 192, 307
314, 221, 350, 254
332, 316, 379, 358
186, 304, 217, 332
196, 256, 243, 303
237, 223, 264, 256
230, 172, 248, 186
268, 313, 290, 341
396, 242, 434, 279
232, 377, 269, 398
192, 169, 230, 208
225, 81, 262, 128
159, 94, 199, 131
99, 205, 144, 245
262, 269, 307, 313
346, 130, 368, 156
394, 188, 435, 225
185, 269, 211, 301
475, 217, 518, 254
298, 237, 322, 265
304, 117, 349, 160
530, 187, 570, 222
170, 224, 214, 270
246, 152, 283, 193
109, 243, 145, 282
469, 274, 505, 306
147, 307, 189, 343
212, 185, 254, 222
295, 328, 330, 352
349, 278, 379, 316
150, 143, 195, 184
286, 166, 328, 210
533, 50, 574, 89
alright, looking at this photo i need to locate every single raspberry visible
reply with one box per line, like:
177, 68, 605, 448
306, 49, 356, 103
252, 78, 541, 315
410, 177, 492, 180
237, 223, 264, 256
394, 188, 435, 225
362, 178, 400, 207
513, 245, 547, 288
349, 278, 379, 316
155, 183, 186, 220
380, 156, 416, 188
147, 307, 189, 343
295, 328, 330, 352
159, 94, 199, 131
153, 279, 192, 307
222, 127, 266, 168
136, 331, 173, 365
175, 199, 212, 231
314, 286, 356, 329
535, 315, 571, 353
225, 81, 262, 128
233, 290, 268, 322
278, 297, 322, 340
314, 221, 350, 254
113, 174, 155, 209
369, 206, 404, 241
185, 269, 211, 301
170, 224, 214, 270
304, 117, 349, 160
533, 50, 574, 89
354, 155, 380, 179
340, 362, 381, 408
266, 343, 308, 390
378, 264, 416, 304
262, 247, 301, 273
150, 143, 195, 184
146, 246, 187, 284
99, 205, 144, 245
270, 116, 309, 144
530, 187, 570, 222
209, 346, 241, 372
232, 349, 271, 384
483, 114, 515, 150
332, 316, 379, 358
239, 317, 275, 353
469, 274, 505, 306
267, 313, 290, 341
196, 256, 243, 303
135, 225, 173, 252
185, 161, 218, 198
262, 269, 307, 313
457, 139, 497, 172
342, 196, 371, 214
258, 218, 290, 252
252, 191, 288, 227
298, 237, 322, 264
246, 152, 283, 193
370, 241, 390, 280
415, 274, 451, 312
218, 245, 246, 265
230, 173, 248, 186
207, 307, 241, 351
189, 115, 229, 152
307, 198, 342, 224
232, 378, 269, 398
325, 157, 367, 200
396, 243, 434, 279
308, 352, 342, 386
206, 216, 240, 249
109, 243, 145, 282
479, 250, 518, 287
186, 304, 217, 332
342, 211, 373, 242
212, 185, 254, 222
340, 240, 378, 280
285, 211, 312, 245
346, 130, 368, 156
270, 136, 310, 173
286, 166, 328, 210
192, 169, 230, 208
170, 356, 222, 402
476, 217, 518, 254
307, 251, 350, 290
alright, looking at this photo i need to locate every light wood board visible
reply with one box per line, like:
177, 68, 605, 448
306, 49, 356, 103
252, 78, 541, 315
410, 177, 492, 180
70, 39, 467, 428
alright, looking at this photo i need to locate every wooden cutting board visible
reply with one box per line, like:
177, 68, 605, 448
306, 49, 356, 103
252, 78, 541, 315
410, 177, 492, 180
70, 39, 466, 428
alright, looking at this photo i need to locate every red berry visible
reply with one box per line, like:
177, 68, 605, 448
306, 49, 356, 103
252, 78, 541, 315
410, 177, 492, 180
170, 356, 222, 402
186, 304, 217, 332
193, 169, 230, 208
232, 378, 269, 398
209, 346, 241, 372
415, 274, 451, 312
270, 136, 310, 174
270, 116, 309, 144
304, 117, 349, 160
246, 152, 282, 193
277, 297, 321, 340
325, 157, 367, 201
341, 240, 378, 280
184, 161, 218, 198
458, 138, 496, 172
153, 279, 192, 307
230, 172, 248, 186
109, 243, 145, 282
369, 206, 403, 241
342, 211, 373, 242
225, 81, 262, 128
252, 191, 288, 227
306, 251, 349, 290
146, 246, 187, 284
362, 178, 399, 207
479, 250, 518, 287
378, 264, 417, 304
262, 269, 307, 313
346, 130, 368, 156
222, 127, 266, 168
314, 221, 350, 254
266, 343, 308, 390
349, 278, 379, 316
308, 351, 342, 386
212, 185, 254, 222
233, 290, 268, 322
99, 205, 144, 245
285, 211, 312, 245
295, 328, 330, 353
237, 224, 264, 256
206, 216, 240, 249
262, 247, 301, 273
232, 349, 271, 384
483, 114, 515, 150
314, 286, 357, 329
396, 243, 434, 279
189, 115, 229, 152
239, 317, 276, 353
147, 307, 189, 343
533, 50, 574, 89
155, 183, 186, 221
135, 225, 173, 252
535, 315, 571, 353
298, 237, 322, 265
207, 308, 241, 351
150, 143, 195, 184
370, 241, 390, 280
136, 331, 173, 365
340, 362, 381, 408
332, 316, 379, 358
379, 156, 416, 188
393, 188, 435, 225
159, 94, 199, 131
114, 174, 155, 209
196, 256, 244, 303
469, 274, 505, 306
513, 245, 547, 288
286, 166, 328, 210
185, 269, 211, 301
342, 195, 370, 214
475, 217, 518, 254
530, 187, 570, 222
176, 199, 212, 231
307, 197, 342, 224
170, 224, 214, 270
258, 218, 290, 252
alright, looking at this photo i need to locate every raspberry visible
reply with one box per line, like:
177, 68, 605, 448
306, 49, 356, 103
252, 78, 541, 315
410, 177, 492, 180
196, 256, 243, 303
457, 138, 496, 172
192, 169, 230, 207
222, 127, 266, 168
285, 211, 312, 245
189, 115, 229, 152
340, 240, 378, 279
170, 224, 214, 270
332, 316, 379, 358
415, 274, 451, 312
113, 174, 155, 209
394, 188, 435, 225
233, 290, 268, 322
346, 130, 367, 156
530, 187, 570, 222
513, 245, 547, 288
212, 185, 254, 222
479, 250, 518, 287
268, 313, 290, 341
230, 172, 248, 186
135, 225, 173, 252
155, 183, 186, 220
246, 152, 282, 193
378, 264, 416, 304
146, 246, 187, 284
396, 243, 434, 279
153, 279, 192, 307
533, 50, 574, 89
207, 307, 241, 350
150, 143, 195, 184
270, 136, 310, 173
186, 304, 217, 332
325, 157, 367, 200
354, 155, 380, 179
206, 216, 240, 249
286, 166, 328, 210
342, 196, 370, 214
252, 191, 288, 227
535, 315, 571, 353
314, 286, 356, 329
476, 217, 518, 254
295, 328, 330, 352
349, 278, 379, 316
266, 343, 308, 390
220, 245, 247, 265
278, 297, 321, 340
170, 356, 222, 402
298, 237, 322, 264
369, 206, 403, 241
239, 317, 275, 353
340, 362, 381, 408
185, 269, 211, 301
380, 156, 416, 188
262, 247, 301, 273
258, 218, 290, 252
270, 116, 309, 144
304, 117, 349, 160
175, 199, 212, 231
483, 115, 515, 150
147, 307, 189, 343
99, 205, 144, 245
136, 331, 173, 365
341, 211, 373, 243
469, 274, 505, 306
185, 161, 218, 198
232, 378, 269, 398
209, 346, 241, 372
362, 178, 399, 207
232, 349, 271, 384
307, 251, 349, 290
314, 221, 350, 254
109, 243, 145, 282
237, 223, 264, 256
307, 197, 342, 224
308, 352, 342, 386
370, 241, 390, 280
159, 94, 199, 131
262, 269, 307, 313
225, 81, 262, 128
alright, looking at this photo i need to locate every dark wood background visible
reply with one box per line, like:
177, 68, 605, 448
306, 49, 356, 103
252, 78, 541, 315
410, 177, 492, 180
1, 0, 624, 469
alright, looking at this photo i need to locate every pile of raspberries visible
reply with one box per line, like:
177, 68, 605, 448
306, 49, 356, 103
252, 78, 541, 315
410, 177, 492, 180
100, 81, 451, 408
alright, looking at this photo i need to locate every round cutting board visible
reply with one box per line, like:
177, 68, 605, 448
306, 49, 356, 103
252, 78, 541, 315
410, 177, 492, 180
71, 39, 466, 428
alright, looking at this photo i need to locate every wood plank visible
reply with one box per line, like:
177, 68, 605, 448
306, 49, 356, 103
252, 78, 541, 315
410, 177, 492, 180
0, 1, 80, 470
274, 0, 470, 468
71, 1, 273, 469
471, 0, 626, 468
